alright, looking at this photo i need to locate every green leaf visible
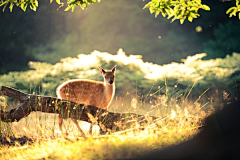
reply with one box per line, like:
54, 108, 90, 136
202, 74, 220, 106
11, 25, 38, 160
20, 2, 27, 12
149, 6, 154, 14
229, 9, 237, 18
35, 0, 38, 7
64, 6, 71, 11
176, 9, 183, 17
188, 16, 193, 22
226, 7, 235, 14
167, 13, 174, 19
239, 12, 240, 20
170, 17, 176, 23
20, 2, 24, 10
165, 8, 172, 15
56, 0, 60, 5
201, 4, 210, 11
161, 9, 167, 17
30, 3, 36, 11
9, 2, 13, 12
232, 9, 237, 16
190, 12, 196, 18
72, 5, 75, 12
82, 3, 87, 8
180, 18, 185, 24
155, 9, 160, 18
0, 1, 8, 7
50, 0, 53, 4
2, 2, 7, 12
143, 2, 152, 9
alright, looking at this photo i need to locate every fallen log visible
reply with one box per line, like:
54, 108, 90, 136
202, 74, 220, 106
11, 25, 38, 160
0, 86, 157, 132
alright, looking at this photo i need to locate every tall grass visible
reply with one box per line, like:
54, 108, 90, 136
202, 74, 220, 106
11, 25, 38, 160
0, 82, 219, 160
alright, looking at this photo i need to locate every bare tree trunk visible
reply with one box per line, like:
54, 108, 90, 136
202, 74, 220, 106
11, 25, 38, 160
0, 86, 157, 132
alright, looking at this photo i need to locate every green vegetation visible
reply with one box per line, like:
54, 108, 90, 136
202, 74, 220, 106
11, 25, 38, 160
144, 0, 240, 23
1, 0, 240, 75
0, 123, 201, 159
0, 49, 239, 99
0, 0, 101, 12
143, 0, 210, 24
1, 0, 240, 24
0, 74, 211, 159
1, 49, 237, 159
0, 0, 239, 158
227, 0, 240, 19
203, 20, 240, 59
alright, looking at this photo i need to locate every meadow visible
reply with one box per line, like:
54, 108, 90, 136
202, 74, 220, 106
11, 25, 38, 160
0, 49, 239, 159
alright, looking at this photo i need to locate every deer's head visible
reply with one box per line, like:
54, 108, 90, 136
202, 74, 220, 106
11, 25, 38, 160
98, 65, 117, 85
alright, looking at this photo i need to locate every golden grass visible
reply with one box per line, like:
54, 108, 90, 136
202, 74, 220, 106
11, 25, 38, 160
0, 48, 235, 159
0, 126, 199, 160
0, 91, 213, 160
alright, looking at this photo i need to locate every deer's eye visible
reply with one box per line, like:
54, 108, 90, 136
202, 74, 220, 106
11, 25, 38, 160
105, 76, 107, 78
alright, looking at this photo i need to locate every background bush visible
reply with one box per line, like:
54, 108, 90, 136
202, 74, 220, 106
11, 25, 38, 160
1, 0, 240, 74
1, 49, 239, 99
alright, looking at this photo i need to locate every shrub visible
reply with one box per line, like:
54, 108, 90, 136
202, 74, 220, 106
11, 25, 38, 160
0, 49, 240, 98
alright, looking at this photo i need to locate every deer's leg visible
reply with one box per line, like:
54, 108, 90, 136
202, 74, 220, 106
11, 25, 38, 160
89, 123, 93, 135
59, 114, 63, 131
72, 118, 86, 137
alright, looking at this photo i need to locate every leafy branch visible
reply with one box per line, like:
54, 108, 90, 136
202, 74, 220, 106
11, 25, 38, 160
226, 0, 240, 19
59, 0, 101, 12
0, 0, 240, 24
143, 0, 210, 24
0, 0, 39, 12
0, 0, 101, 12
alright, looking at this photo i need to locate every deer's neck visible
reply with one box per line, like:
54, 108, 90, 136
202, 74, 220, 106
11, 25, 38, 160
104, 81, 115, 108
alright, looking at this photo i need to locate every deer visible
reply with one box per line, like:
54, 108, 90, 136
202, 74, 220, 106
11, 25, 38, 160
56, 65, 117, 136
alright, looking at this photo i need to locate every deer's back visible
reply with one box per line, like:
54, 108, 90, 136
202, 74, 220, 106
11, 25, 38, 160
56, 79, 108, 109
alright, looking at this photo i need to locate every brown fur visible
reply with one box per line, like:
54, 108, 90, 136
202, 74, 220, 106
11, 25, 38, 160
56, 65, 117, 135
57, 80, 108, 110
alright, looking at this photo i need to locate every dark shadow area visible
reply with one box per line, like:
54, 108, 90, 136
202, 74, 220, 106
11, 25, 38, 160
131, 94, 240, 159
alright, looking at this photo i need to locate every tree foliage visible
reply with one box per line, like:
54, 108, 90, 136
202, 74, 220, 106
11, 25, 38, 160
0, 0, 101, 12
0, 0, 240, 24
143, 0, 210, 24
203, 20, 240, 59
226, 0, 240, 19
1, 0, 239, 74
1, 49, 240, 98
143, 0, 240, 23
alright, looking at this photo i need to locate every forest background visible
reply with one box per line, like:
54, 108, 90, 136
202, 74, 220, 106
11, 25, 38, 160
1, 1, 240, 159
1, 0, 240, 74
0, 0, 240, 100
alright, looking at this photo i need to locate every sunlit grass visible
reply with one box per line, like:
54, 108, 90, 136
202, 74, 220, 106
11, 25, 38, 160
0, 83, 217, 159
0, 125, 199, 160
0, 115, 201, 159
0, 49, 236, 159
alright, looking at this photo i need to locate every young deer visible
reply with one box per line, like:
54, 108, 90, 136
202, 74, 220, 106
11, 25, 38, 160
56, 65, 117, 135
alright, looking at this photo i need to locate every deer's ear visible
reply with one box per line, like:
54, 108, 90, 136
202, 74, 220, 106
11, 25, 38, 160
112, 65, 117, 73
98, 66, 105, 74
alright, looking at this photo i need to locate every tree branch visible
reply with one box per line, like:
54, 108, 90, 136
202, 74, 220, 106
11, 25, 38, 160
0, 86, 157, 132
